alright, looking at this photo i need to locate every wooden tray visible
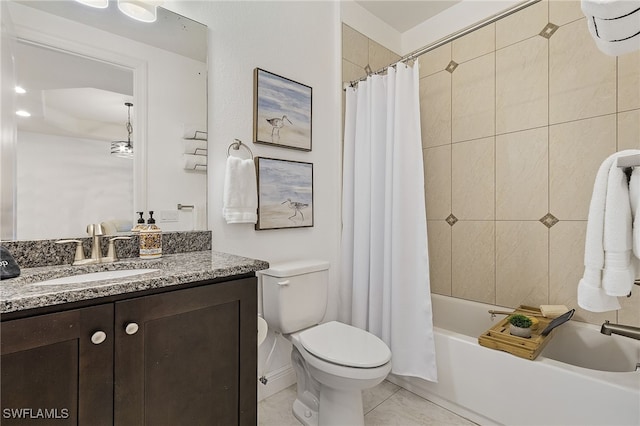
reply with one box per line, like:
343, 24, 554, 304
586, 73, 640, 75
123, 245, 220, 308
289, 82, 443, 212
478, 305, 556, 360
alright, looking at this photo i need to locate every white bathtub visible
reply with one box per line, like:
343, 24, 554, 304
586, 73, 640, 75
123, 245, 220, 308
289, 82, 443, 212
388, 294, 640, 426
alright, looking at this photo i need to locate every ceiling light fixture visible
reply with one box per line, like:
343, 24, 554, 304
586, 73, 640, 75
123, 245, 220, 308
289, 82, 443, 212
16, 110, 31, 117
111, 102, 134, 159
15, 86, 26, 94
117, 0, 159, 23
74, 0, 109, 9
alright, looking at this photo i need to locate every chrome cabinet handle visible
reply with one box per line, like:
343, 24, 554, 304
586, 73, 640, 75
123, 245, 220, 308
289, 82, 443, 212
124, 322, 139, 335
91, 331, 107, 345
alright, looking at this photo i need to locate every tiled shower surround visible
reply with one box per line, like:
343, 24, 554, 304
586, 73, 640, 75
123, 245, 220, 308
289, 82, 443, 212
342, 0, 640, 327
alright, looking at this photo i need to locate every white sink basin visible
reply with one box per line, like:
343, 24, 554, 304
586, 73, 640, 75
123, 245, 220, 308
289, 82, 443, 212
33, 269, 160, 286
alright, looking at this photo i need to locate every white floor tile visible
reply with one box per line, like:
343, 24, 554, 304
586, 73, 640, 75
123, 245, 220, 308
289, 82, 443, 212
365, 389, 476, 426
258, 384, 299, 426
258, 381, 476, 426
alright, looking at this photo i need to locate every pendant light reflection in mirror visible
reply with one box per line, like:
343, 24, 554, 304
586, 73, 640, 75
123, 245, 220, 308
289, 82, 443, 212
111, 102, 134, 159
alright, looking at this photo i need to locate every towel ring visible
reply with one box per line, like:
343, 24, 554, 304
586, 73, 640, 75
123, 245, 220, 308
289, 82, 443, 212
227, 139, 254, 159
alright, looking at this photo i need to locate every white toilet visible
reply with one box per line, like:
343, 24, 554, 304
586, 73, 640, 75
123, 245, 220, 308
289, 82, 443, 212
258, 260, 392, 426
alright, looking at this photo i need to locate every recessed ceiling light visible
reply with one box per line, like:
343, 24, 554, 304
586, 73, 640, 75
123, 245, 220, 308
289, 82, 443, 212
117, 0, 159, 23
15, 86, 26, 94
16, 110, 31, 117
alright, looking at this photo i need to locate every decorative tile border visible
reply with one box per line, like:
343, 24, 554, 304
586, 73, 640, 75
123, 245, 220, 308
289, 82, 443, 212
539, 213, 559, 228
539, 23, 559, 39
445, 60, 459, 73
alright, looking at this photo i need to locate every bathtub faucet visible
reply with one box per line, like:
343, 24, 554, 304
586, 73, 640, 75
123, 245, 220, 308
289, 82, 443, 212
600, 320, 640, 341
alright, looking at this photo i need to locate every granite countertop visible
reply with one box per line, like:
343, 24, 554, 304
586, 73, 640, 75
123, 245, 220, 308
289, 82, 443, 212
1, 251, 269, 314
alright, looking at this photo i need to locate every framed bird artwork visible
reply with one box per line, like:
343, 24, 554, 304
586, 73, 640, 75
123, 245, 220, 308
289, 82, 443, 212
253, 68, 312, 151
255, 157, 313, 230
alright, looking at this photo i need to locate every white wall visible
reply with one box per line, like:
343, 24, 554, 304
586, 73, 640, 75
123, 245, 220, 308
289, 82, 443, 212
340, 1, 402, 54
17, 131, 133, 239
165, 1, 343, 397
1, 2, 17, 240
341, 0, 525, 57
401, 0, 523, 54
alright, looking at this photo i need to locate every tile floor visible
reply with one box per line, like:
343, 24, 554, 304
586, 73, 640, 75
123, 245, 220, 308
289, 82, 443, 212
258, 380, 477, 425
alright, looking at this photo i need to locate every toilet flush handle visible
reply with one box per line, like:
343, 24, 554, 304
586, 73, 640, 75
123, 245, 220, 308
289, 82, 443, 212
277, 280, 290, 286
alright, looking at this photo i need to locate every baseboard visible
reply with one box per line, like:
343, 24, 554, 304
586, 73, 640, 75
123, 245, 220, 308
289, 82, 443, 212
257, 365, 296, 402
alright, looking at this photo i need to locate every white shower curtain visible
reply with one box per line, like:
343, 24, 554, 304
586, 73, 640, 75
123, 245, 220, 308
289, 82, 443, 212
340, 63, 437, 381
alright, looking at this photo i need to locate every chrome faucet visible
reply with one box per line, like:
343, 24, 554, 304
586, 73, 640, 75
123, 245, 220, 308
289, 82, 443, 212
87, 223, 105, 263
600, 321, 640, 341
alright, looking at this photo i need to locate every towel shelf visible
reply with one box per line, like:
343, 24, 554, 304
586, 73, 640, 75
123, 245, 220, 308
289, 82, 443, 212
617, 154, 640, 168
184, 130, 208, 140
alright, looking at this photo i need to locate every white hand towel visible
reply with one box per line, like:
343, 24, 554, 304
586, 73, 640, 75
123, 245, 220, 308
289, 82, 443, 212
183, 139, 207, 155
578, 152, 622, 312
222, 156, 258, 224
602, 160, 635, 296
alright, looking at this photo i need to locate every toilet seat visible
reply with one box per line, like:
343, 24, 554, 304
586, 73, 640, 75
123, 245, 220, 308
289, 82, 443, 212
298, 321, 391, 368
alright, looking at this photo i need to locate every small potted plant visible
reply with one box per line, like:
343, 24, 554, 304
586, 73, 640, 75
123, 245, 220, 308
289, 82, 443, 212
509, 314, 533, 338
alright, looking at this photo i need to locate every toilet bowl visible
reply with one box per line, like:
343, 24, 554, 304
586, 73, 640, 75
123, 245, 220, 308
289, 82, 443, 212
288, 321, 391, 426
258, 260, 392, 426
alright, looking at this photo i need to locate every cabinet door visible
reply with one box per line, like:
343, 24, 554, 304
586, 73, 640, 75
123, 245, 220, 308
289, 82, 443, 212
114, 278, 257, 426
1, 304, 114, 425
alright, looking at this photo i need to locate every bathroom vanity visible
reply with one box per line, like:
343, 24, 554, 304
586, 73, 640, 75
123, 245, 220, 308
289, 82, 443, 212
0, 251, 267, 425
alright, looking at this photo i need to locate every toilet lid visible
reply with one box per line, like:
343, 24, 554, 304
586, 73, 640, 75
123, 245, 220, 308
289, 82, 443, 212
299, 321, 391, 368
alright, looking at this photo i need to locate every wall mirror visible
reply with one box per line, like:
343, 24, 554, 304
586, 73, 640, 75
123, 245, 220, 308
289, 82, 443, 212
5, 0, 208, 240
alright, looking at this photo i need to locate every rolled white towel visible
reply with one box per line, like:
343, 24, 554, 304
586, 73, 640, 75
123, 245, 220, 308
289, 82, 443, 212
183, 124, 207, 140
100, 219, 133, 235
183, 154, 207, 170
582, 0, 640, 56
183, 139, 207, 154
581, 0, 640, 19
586, 16, 640, 55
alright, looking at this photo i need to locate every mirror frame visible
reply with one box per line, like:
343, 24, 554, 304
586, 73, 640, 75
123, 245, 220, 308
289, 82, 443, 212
12, 21, 149, 220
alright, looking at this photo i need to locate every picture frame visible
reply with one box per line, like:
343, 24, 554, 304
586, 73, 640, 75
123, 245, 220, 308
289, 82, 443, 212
253, 68, 312, 151
255, 157, 313, 230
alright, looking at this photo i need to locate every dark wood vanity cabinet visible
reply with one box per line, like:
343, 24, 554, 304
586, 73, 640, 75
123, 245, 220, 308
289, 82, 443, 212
1, 276, 257, 426
1, 304, 114, 425
114, 278, 257, 425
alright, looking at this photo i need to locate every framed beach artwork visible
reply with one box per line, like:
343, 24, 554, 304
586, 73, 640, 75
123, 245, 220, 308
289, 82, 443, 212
253, 68, 312, 151
255, 157, 313, 230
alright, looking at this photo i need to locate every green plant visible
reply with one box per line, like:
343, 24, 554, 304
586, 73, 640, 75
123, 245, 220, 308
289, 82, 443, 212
509, 314, 532, 328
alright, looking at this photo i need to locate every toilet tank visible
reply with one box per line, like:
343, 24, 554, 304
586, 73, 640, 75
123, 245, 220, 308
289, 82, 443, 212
258, 260, 329, 334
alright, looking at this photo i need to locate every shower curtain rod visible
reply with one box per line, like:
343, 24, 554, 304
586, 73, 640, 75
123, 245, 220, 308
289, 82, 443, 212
346, 0, 541, 88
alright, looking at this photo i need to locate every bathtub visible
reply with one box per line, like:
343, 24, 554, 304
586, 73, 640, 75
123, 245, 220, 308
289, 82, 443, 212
387, 294, 640, 426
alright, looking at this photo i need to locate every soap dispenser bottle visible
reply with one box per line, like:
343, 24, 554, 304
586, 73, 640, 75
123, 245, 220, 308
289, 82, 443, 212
131, 211, 146, 232
139, 211, 162, 259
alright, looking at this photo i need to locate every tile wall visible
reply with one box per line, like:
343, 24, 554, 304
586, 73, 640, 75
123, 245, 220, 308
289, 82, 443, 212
342, 0, 640, 327
342, 25, 401, 86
